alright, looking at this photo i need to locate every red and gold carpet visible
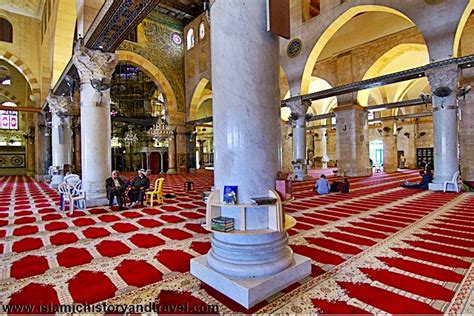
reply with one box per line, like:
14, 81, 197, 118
0, 170, 473, 314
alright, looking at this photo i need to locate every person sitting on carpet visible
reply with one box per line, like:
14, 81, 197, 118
401, 170, 433, 189
127, 169, 150, 207
105, 170, 127, 209
330, 178, 350, 193
314, 174, 331, 195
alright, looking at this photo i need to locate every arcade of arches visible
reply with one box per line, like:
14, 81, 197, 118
0, 0, 474, 314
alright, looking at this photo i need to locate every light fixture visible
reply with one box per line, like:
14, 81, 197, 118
124, 125, 138, 145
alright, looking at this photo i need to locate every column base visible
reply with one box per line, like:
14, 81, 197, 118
86, 196, 109, 207
191, 254, 311, 309
167, 168, 176, 174
292, 170, 310, 181
50, 174, 64, 189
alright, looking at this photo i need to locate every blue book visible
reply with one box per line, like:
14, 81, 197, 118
223, 186, 238, 204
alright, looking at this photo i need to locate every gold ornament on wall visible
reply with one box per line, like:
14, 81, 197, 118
287, 38, 302, 58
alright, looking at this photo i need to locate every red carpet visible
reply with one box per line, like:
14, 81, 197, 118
1, 171, 472, 314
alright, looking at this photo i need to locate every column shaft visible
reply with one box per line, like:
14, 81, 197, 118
382, 120, 398, 173
426, 64, 459, 189
334, 104, 370, 176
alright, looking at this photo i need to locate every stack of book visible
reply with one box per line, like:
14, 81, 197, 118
211, 216, 235, 232
250, 197, 277, 205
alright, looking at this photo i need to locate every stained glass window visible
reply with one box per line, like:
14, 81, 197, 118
0, 102, 18, 130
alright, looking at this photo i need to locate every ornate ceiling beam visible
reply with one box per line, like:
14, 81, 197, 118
0, 105, 41, 113
50, 0, 160, 100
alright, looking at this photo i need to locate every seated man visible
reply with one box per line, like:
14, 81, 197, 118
314, 174, 331, 195
402, 170, 433, 189
330, 178, 350, 193
106, 170, 127, 209
127, 169, 150, 207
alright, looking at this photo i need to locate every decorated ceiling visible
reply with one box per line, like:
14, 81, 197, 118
0, 0, 44, 18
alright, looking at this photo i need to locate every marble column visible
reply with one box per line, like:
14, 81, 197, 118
47, 94, 73, 188
426, 64, 459, 191
191, 0, 310, 309
34, 114, 46, 181
25, 124, 35, 176
72, 116, 82, 174
197, 139, 206, 169
167, 133, 177, 174
279, 120, 292, 173
334, 104, 370, 176
405, 122, 417, 169
287, 99, 311, 181
321, 128, 328, 169
73, 43, 118, 205
382, 119, 398, 173
459, 68, 474, 182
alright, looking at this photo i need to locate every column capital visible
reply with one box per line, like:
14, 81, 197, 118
72, 42, 118, 83
47, 94, 73, 118
333, 103, 365, 113
426, 63, 459, 91
287, 98, 311, 117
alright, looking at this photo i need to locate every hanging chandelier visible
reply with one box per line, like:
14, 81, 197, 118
124, 125, 138, 145
148, 121, 174, 141
148, 100, 173, 141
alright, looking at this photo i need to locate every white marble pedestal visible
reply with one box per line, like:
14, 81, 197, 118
191, 254, 310, 309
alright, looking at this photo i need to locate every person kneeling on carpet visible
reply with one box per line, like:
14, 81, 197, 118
401, 170, 433, 189
127, 169, 150, 207
105, 170, 128, 209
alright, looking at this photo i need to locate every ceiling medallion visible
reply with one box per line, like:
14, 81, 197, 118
171, 33, 182, 45
424, 0, 443, 5
287, 38, 302, 58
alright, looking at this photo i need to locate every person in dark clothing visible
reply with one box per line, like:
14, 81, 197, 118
128, 169, 150, 207
105, 170, 127, 209
401, 170, 433, 189
330, 178, 350, 193
426, 161, 434, 173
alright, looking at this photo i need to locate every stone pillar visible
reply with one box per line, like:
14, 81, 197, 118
25, 124, 35, 176
382, 119, 398, 173
197, 139, 206, 169
159, 150, 165, 174
287, 99, 311, 181
177, 127, 190, 173
321, 127, 328, 169
47, 94, 73, 188
34, 114, 46, 181
73, 43, 118, 205
72, 116, 82, 174
426, 64, 459, 191
279, 120, 292, 173
334, 104, 370, 176
191, 0, 310, 309
167, 133, 177, 174
405, 122, 417, 169
459, 68, 474, 182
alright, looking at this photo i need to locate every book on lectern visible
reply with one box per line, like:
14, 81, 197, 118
223, 186, 238, 204
250, 197, 277, 205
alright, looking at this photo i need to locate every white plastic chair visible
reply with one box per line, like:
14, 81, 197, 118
443, 171, 460, 193
57, 183, 71, 212
68, 180, 87, 214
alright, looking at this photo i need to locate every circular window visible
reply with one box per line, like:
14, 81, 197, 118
171, 33, 182, 45
287, 38, 302, 58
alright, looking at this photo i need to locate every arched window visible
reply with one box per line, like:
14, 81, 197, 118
0, 101, 18, 130
199, 22, 205, 40
0, 66, 11, 85
0, 18, 13, 43
187, 28, 195, 50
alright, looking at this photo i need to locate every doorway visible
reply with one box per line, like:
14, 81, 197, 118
369, 140, 383, 167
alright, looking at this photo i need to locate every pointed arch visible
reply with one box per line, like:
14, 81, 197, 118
116, 50, 178, 119
453, 0, 474, 57
301, 5, 416, 94
188, 77, 210, 121
0, 50, 41, 100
